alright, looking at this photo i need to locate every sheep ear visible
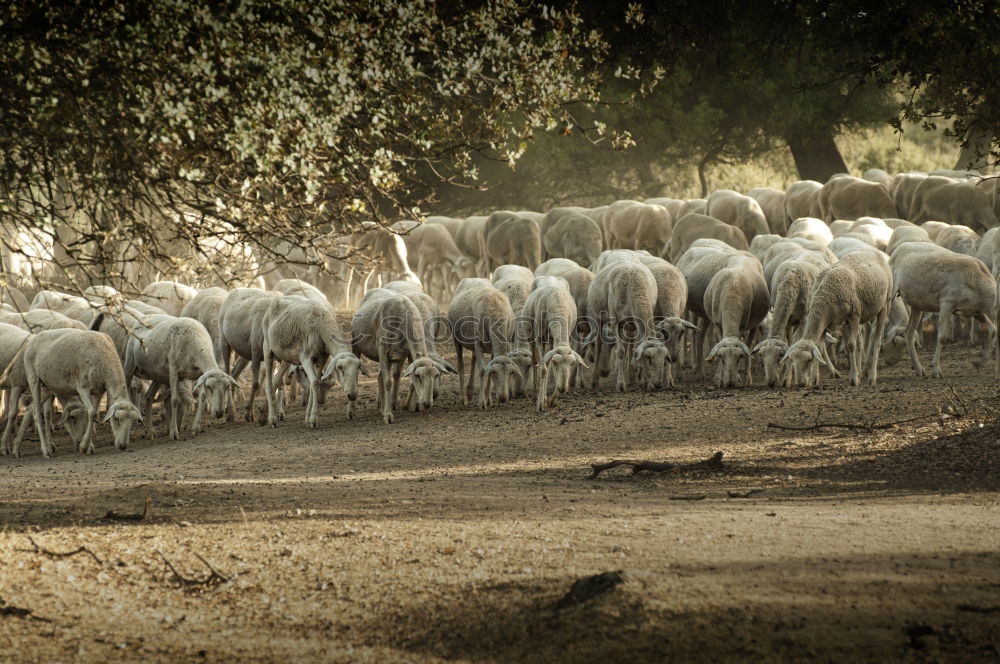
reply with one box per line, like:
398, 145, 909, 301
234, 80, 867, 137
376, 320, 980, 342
102, 404, 117, 423
434, 360, 457, 375
779, 347, 793, 365
824, 332, 838, 344
572, 350, 589, 369
811, 346, 828, 367
402, 363, 415, 377
194, 374, 207, 390
750, 342, 763, 355
681, 320, 700, 331
541, 348, 558, 365
653, 320, 671, 343
510, 362, 524, 380
739, 341, 752, 358
359, 361, 371, 377
320, 364, 339, 384
227, 374, 240, 387
706, 341, 721, 361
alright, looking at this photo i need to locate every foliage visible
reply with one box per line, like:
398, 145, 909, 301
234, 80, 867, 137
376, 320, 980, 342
0, 0, 609, 287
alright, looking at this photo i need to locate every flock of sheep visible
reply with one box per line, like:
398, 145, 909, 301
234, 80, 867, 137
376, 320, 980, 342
2, 167, 998, 458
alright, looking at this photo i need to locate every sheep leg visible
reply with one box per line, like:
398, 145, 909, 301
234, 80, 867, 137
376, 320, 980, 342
473, 341, 488, 408
455, 341, 470, 406
26, 373, 51, 459
932, 305, 953, 379
76, 389, 97, 454
191, 383, 206, 436
378, 348, 394, 424
167, 360, 183, 441
977, 313, 996, 367
531, 341, 542, 396
866, 307, 889, 386
1, 385, 23, 455
11, 396, 36, 458
247, 353, 262, 423
300, 355, 320, 428
389, 361, 402, 418
847, 317, 862, 386
590, 336, 603, 390
903, 307, 927, 378
272, 361, 291, 421
141, 383, 158, 439
745, 329, 757, 386
263, 345, 279, 428
615, 341, 627, 392
536, 361, 549, 413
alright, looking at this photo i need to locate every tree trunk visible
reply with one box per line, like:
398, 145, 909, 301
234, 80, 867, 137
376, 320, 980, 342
787, 128, 849, 182
954, 124, 992, 172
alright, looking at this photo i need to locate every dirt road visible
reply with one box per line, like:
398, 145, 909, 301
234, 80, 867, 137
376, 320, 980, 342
2, 345, 999, 662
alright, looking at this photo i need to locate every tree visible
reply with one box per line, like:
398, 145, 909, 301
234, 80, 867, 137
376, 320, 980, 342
0, 0, 609, 289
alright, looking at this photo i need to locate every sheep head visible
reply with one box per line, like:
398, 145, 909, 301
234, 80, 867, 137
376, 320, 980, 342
60, 398, 89, 446
403, 356, 454, 411
321, 352, 367, 404
103, 398, 143, 451
881, 331, 906, 366
195, 368, 239, 419
707, 336, 751, 388
540, 346, 587, 396
780, 339, 826, 387
632, 338, 670, 390
655, 317, 698, 364
507, 347, 534, 396
751, 337, 788, 388
479, 355, 523, 408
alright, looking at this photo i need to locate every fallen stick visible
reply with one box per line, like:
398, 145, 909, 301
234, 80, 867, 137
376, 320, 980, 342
104, 496, 152, 522
589, 451, 724, 479
16, 536, 102, 565
767, 414, 937, 432
157, 550, 230, 590
0, 599, 52, 623
668, 494, 707, 501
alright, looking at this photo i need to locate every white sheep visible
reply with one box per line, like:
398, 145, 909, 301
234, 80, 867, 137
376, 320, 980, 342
0, 309, 89, 333
787, 217, 833, 246
587, 261, 669, 391
261, 295, 364, 426
22, 329, 142, 456
482, 211, 542, 273
935, 225, 981, 256
705, 189, 770, 241
669, 213, 749, 262
784, 180, 823, 228
818, 176, 897, 222
491, 265, 534, 317
747, 187, 788, 235
891, 247, 996, 377
448, 281, 521, 408
703, 256, 770, 387
218, 288, 281, 421
781, 252, 892, 387
140, 281, 199, 316
887, 225, 931, 255
540, 209, 604, 268
602, 202, 672, 257
351, 288, 455, 423
180, 287, 229, 365
520, 278, 586, 410
124, 314, 238, 440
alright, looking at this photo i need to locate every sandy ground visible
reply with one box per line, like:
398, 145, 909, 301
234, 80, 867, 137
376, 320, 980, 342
2, 341, 999, 663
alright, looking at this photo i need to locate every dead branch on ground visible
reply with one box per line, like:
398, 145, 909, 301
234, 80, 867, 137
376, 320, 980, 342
767, 413, 939, 432
16, 536, 103, 565
0, 599, 52, 623
156, 550, 231, 591
589, 451, 724, 479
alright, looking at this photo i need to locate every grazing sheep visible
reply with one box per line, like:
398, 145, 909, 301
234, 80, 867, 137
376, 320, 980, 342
705, 189, 770, 241
781, 252, 892, 387
848, 217, 893, 250
483, 211, 542, 273
219, 288, 281, 421
935, 225, 981, 256
863, 169, 892, 186
383, 280, 457, 402
0, 322, 31, 455
678, 198, 707, 219
828, 235, 881, 259
520, 279, 586, 410
887, 225, 931, 255
749, 234, 783, 261
587, 261, 669, 391
22, 329, 142, 456
352, 289, 455, 423
747, 187, 788, 236
633, 254, 696, 387
261, 296, 363, 426
124, 315, 238, 439
448, 281, 521, 408
889, 173, 928, 219
455, 216, 489, 275
703, 256, 770, 387
492, 264, 534, 316
643, 197, 686, 221
669, 213, 749, 262
603, 202, 672, 257
787, 217, 833, 246
0, 309, 88, 333
272, 278, 328, 303
921, 220, 951, 241
784, 180, 824, 228
891, 248, 996, 377
542, 210, 604, 267
533, 259, 596, 386
180, 287, 229, 365
140, 281, 199, 316
818, 176, 897, 222
751, 336, 789, 388
399, 222, 475, 302
910, 176, 999, 232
